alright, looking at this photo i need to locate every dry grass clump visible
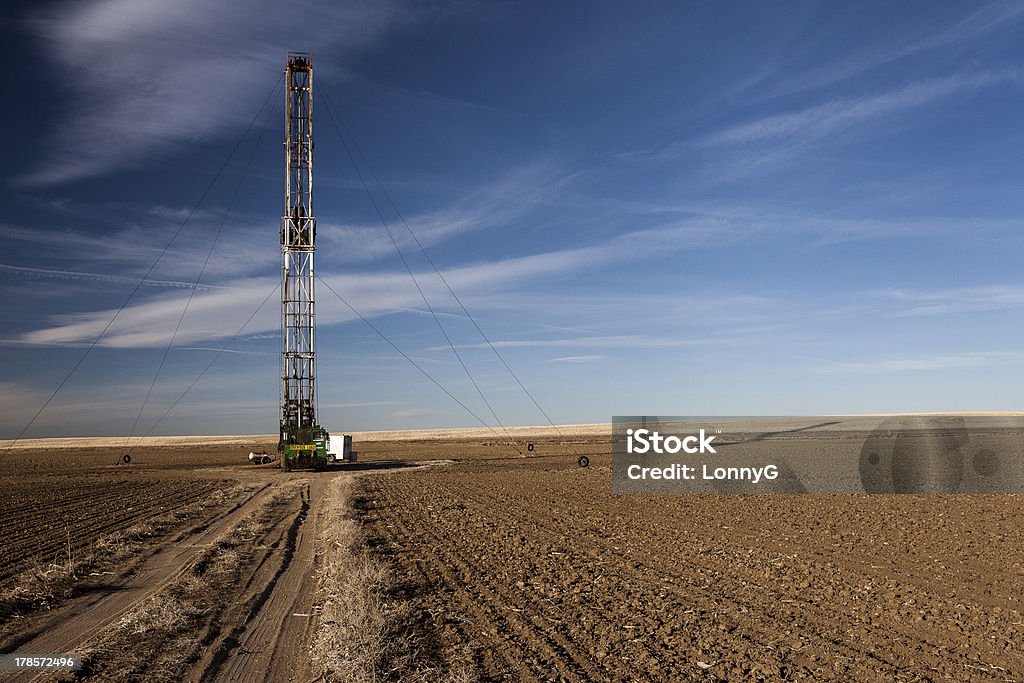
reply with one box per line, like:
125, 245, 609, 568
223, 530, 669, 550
93, 522, 155, 560
311, 477, 475, 683
0, 558, 82, 617
118, 595, 197, 637
0, 523, 96, 622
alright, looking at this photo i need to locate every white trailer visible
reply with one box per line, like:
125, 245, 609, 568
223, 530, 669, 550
327, 434, 356, 463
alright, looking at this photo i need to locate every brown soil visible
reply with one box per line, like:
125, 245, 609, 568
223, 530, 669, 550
0, 425, 1021, 681
358, 436, 1024, 681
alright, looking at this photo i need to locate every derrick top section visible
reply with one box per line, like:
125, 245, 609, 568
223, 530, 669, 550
282, 52, 314, 249
286, 51, 312, 74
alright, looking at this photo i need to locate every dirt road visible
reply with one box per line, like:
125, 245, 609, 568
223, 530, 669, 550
0, 444, 329, 683
189, 477, 325, 683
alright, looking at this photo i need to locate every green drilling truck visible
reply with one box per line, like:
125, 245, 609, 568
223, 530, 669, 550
279, 425, 330, 472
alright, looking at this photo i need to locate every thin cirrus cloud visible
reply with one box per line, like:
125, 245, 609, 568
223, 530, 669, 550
20, 0, 417, 186
15, 241, 620, 349
0, 215, 278, 277
747, 2, 1024, 101
18, 206, 1024, 350
821, 351, 1024, 374
636, 70, 1017, 173
868, 286, 1024, 316
13, 210, 768, 350
704, 71, 1014, 152
437, 336, 735, 351
7, 158, 570, 285
0, 263, 220, 291
317, 160, 571, 263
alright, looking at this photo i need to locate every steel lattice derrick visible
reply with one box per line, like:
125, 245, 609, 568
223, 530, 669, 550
280, 53, 317, 447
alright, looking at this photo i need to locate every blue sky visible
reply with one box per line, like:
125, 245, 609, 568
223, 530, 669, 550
3, 1, 1024, 437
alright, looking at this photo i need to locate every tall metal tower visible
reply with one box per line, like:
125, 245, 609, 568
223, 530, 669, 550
279, 52, 320, 459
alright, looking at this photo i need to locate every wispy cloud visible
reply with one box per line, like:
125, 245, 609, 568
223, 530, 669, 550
0, 263, 220, 290
18, 203, 1024, 350
9, 207, 759, 349
0, 213, 278, 281
868, 286, 1024, 316
766, 2, 1024, 98
390, 407, 439, 419
15, 242, 617, 348
700, 71, 1015, 173
9, 159, 569, 280
610, 3, 1024, 172
822, 351, 1024, 374
710, 73, 1004, 147
317, 160, 571, 262
177, 346, 273, 356
438, 335, 732, 351
321, 400, 404, 409
546, 355, 606, 363
16, 277, 279, 348
20, 0, 419, 185
623, 70, 1017, 174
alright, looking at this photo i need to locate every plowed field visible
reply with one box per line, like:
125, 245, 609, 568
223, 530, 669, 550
358, 437, 1024, 681
0, 476, 231, 583
0, 422, 1022, 681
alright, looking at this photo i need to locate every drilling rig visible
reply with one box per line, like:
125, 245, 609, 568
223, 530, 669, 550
278, 52, 344, 471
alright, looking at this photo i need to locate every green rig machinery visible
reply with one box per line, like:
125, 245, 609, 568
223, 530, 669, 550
279, 425, 336, 472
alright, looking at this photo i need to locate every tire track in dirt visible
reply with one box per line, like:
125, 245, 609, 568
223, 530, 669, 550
189, 477, 323, 683
3, 483, 276, 683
